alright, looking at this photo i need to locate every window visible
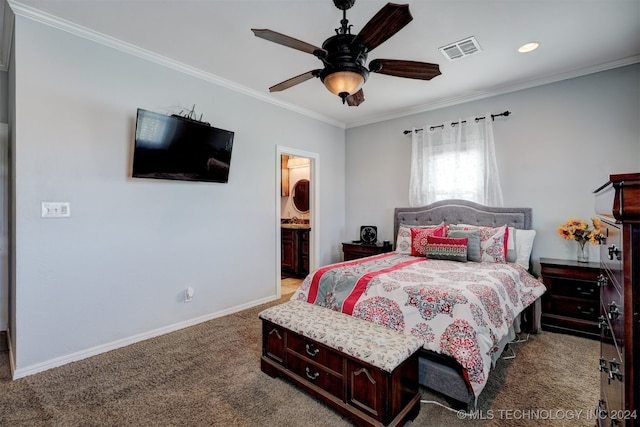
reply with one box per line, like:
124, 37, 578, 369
409, 116, 503, 207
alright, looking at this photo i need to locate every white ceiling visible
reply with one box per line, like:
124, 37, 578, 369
5, 0, 640, 128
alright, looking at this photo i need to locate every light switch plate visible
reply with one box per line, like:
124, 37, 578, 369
41, 202, 71, 218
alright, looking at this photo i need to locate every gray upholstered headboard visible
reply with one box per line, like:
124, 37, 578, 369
394, 199, 532, 244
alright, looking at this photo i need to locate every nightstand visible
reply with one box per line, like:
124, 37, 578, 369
342, 242, 393, 261
540, 257, 601, 339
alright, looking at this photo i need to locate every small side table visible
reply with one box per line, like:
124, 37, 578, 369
342, 242, 393, 261
540, 257, 601, 339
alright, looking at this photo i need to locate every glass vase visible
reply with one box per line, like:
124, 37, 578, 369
577, 241, 590, 263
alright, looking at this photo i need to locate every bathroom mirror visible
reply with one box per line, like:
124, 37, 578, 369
292, 179, 309, 213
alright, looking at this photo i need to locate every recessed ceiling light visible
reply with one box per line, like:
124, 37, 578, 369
518, 42, 540, 53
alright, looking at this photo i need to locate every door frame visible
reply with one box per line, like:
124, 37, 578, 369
275, 146, 319, 297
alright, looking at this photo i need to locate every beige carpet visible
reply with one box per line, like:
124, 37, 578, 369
0, 294, 598, 426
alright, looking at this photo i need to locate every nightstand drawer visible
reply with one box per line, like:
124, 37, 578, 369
547, 297, 599, 321
541, 264, 599, 282
547, 277, 598, 300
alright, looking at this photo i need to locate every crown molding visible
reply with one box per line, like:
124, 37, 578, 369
345, 55, 640, 129
7, 0, 346, 129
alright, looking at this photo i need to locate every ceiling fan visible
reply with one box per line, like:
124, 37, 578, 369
252, 0, 441, 106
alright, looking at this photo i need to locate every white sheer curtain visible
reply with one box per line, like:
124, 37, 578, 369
409, 115, 504, 207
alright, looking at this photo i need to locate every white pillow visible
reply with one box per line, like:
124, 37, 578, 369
515, 229, 536, 269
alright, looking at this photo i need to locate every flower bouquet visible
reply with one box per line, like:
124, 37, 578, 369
557, 218, 601, 262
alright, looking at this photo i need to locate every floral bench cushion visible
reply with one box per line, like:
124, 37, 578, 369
259, 300, 423, 373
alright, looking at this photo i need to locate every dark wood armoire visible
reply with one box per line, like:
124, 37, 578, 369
594, 173, 639, 426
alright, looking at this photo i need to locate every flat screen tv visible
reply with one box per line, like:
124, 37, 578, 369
132, 108, 234, 183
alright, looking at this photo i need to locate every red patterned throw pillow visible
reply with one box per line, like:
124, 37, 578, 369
396, 223, 447, 254
448, 224, 509, 263
425, 235, 469, 262
410, 225, 446, 256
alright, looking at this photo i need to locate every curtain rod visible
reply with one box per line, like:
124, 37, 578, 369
402, 111, 511, 135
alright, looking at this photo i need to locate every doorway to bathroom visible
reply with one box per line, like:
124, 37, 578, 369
276, 146, 319, 298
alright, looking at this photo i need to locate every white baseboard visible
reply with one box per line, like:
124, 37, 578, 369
11, 295, 279, 380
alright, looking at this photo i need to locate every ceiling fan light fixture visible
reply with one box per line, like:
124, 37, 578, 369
254, 2, 439, 106
322, 70, 365, 98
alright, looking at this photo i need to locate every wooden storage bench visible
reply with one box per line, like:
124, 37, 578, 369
259, 300, 423, 427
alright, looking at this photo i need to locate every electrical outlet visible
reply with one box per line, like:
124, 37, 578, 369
41, 202, 71, 218
184, 287, 194, 302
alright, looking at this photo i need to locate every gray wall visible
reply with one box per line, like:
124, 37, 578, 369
10, 16, 346, 374
345, 64, 640, 274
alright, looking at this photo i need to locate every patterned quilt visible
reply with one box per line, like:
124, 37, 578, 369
291, 252, 546, 398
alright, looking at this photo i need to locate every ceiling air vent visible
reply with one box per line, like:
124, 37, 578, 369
439, 36, 482, 61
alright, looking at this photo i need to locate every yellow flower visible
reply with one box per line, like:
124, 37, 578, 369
557, 226, 574, 240
567, 218, 587, 230
567, 218, 587, 228
558, 217, 600, 246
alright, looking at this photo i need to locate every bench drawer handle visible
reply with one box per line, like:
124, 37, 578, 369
305, 367, 319, 380
305, 343, 319, 357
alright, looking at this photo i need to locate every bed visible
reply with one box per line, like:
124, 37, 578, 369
291, 199, 546, 408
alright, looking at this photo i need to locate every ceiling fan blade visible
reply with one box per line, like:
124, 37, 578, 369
252, 29, 325, 55
269, 70, 321, 92
369, 59, 441, 80
351, 3, 413, 52
346, 89, 365, 107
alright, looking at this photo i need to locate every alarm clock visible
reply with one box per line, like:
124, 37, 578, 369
360, 226, 377, 245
